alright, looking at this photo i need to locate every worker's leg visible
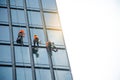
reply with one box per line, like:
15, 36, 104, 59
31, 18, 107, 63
37, 39, 39, 47
48, 46, 52, 55
16, 36, 22, 44
20, 36, 23, 44
33, 39, 36, 47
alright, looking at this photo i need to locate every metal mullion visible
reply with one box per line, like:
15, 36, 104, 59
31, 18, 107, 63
38, 0, 56, 80
23, 0, 36, 80
7, 0, 16, 80
38, 0, 48, 41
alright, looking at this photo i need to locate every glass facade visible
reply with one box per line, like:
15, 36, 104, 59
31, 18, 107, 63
0, 0, 73, 80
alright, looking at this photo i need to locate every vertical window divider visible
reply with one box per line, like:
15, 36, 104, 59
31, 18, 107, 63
38, 0, 56, 80
7, 0, 16, 80
23, 0, 36, 80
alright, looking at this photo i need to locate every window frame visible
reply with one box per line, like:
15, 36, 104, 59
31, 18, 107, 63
0, 25, 10, 43
0, 8, 8, 24
11, 9, 26, 26
0, 45, 12, 64
14, 46, 31, 66
28, 11, 43, 27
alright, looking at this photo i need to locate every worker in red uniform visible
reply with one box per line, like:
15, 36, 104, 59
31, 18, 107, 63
46, 41, 58, 56
33, 34, 39, 47
16, 29, 25, 45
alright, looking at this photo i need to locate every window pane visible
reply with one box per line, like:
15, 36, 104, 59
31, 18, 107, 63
54, 70, 72, 80
16, 68, 32, 80
26, 0, 40, 10
10, 0, 24, 8
0, 45, 11, 64
0, 67, 12, 80
11, 9, 26, 25
52, 50, 69, 68
47, 30, 64, 46
36, 69, 52, 80
0, 8, 8, 24
13, 27, 28, 45
15, 46, 30, 66
28, 11, 42, 27
0, 0, 7, 6
0, 26, 10, 43
41, 0, 57, 10
44, 13, 60, 27
33, 48, 49, 67
30, 28, 45, 45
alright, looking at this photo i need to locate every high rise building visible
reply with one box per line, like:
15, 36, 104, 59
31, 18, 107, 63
0, 0, 73, 80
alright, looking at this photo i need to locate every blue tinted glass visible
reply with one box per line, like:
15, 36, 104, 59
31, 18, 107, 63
47, 30, 64, 46
36, 69, 52, 80
13, 27, 28, 45
15, 46, 30, 66
33, 48, 49, 67
0, 26, 10, 43
0, 0, 7, 6
11, 9, 26, 25
0, 8, 8, 24
44, 13, 60, 27
41, 0, 57, 10
16, 68, 32, 80
0, 45, 11, 64
52, 50, 69, 68
54, 70, 72, 80
10, 0, 24, 8
30, 28, 45, 45
26, 0, 40, 10
28, 11, 42, 27
0, 67, 12, 80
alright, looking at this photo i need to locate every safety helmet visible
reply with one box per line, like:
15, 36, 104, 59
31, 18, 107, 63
19, 29, 24, 33
34, 34, 37, 36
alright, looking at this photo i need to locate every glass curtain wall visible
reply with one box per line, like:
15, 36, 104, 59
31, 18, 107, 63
0, 0, 72, 80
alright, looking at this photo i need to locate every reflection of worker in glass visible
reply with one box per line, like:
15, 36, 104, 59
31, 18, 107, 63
46, 41, 58, 55
32, 47, 39, 58
16, 29, 25, 45
33, 34, 39, 47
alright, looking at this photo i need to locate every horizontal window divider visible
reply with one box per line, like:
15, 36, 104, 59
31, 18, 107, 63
0, 6, 7, 8
31, 45, 46, 48
0, 43, 11, 45
34, 66, 50, 69
46, 27, 62, 31
10, 7, 24, 10
53, 68, 70, 71
0, 24, 9, 26
14, 44, 29, 47
12, 25, 26, 28
27, 9, 40, 12
0, 64, 12, 67
30, 26, 43, 29
15, 65, 31, 68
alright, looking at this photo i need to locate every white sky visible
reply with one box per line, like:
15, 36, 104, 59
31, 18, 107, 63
56, 0, 120, 80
